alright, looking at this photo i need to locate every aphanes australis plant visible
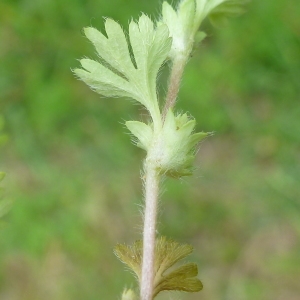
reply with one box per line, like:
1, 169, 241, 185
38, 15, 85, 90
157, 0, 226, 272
74, 0, 247, 299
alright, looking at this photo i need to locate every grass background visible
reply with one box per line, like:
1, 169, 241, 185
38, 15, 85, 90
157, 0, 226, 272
0, 0, 299, 299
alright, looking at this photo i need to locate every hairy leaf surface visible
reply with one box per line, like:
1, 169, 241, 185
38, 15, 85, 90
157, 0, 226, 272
74, 15, 172, 124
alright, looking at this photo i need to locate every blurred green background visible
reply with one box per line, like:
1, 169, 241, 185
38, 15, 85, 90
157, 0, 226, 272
0, 0, 299, 299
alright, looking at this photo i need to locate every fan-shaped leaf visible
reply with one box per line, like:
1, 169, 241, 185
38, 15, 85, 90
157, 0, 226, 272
74, 15, 172, 124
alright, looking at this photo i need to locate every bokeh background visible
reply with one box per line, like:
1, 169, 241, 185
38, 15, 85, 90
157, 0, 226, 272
0, 0, 299, 299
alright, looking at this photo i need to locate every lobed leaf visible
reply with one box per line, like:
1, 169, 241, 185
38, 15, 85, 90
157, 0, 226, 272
161, 0, 248, 59
76, 59, 137, 99
74, 15, 172, 124
114, 237, 203, 298
153, 263, 203, 297
114, 240, 143, 280
154, 237, 194, 276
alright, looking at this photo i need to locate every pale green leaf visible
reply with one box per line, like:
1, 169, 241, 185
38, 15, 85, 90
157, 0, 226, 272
147, 24, 172, 97
103, 19, 135, 74
162, 109, 177, 139
75, 15, 171, 125
75, 59, 137, 99
161, 0, 248, 60
178, 0, 196, 36
129, 15, 172, 109
195, 0, 248, 27
187, 132, 208, 149
179, 119, 197, 138
161, 0, 196, 58
84, 25, 134, 76
175, 113, 189, 127
121, 288, 137, 300
161, 2, 177, 26
125, 121, 153, 150
154, 109, 209, 178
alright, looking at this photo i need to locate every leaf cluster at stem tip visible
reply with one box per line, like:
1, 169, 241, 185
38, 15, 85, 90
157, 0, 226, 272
74, 0, 247, 178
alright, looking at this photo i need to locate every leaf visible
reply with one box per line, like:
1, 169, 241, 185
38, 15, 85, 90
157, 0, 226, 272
74, 15, 172, 124
153, 109, 209, 178
208, 0, 249, 27
121, 288, 137, 300
153, 237, 203, 296
195, 0, 248, 27
114, 236, 203, 298
76, 59, 137, 99
161, 0, 247, 61
125, 121, 153, 151
154, 236, 194, 275
178, 0, 197, 34
153, 263, 203, 297
114, 240, 143, 280
161, 0, 196, 58
187, 131, 208, 149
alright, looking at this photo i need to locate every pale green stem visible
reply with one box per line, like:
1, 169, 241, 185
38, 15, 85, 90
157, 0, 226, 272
162, 55, 187, 120
140, 164, 160, 300
140, 45, 193, 300
140, 53, 189, 300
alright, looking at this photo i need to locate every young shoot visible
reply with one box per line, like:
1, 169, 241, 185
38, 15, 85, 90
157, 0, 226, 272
74, 0, 247, 299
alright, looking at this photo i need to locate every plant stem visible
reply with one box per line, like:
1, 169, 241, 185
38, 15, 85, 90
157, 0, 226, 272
140, 54, 188, 300
162, 55, 187, 120
140, 164, 160, 300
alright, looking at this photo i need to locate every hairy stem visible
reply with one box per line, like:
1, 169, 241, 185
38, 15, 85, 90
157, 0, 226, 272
162, 56, 187, 120
140, 54, 189, 300
140, 164, 160, 300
